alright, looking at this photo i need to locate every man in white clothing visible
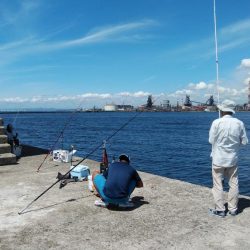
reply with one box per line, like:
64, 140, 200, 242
209, 100, 248, 217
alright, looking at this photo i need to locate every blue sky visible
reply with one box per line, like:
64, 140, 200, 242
0, 0, 250, 109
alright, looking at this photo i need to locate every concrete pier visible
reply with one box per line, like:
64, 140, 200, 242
0, 147, 250, 250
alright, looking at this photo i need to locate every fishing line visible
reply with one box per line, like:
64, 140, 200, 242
80, 148, 110, 159
12, 110, 19, 128
18, 111, 142, 215
36, 99, 86, 172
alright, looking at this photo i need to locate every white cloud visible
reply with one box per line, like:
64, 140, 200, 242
116, 91, 151, 98
0, 19, 158, 66
185, 58, 250, 103
218, 86, 247, 96
133, 91, 151, 97
166, 18, 250, 61
0, 38, 34, 51
117, 92, 131, 97
169, 89, 193, 98
197, 82, 206, 90
1, 20, 157, 52
189, 81, 211, 90
2, 97, 28, 103
79, 93, 112, 99
0, 91, 152, 106
58, 19, 157, 48
239, 58, 250, 68
1, 85, 248, 108
212, 19, 250, 56
220, 19, 250, 36
219, 38, 250, 54
168, 68, 248, 104
244, 77, 250, 85
0, 0, 41, 28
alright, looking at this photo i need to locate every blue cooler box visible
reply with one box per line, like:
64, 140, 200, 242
70, 165, 90, 180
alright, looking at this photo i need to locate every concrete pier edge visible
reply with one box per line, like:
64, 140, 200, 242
0, 147, 250, 250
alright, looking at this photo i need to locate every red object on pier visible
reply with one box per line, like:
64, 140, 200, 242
102, 148, 108, 166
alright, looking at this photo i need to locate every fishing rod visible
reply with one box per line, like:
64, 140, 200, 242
18, 111, 142, 215
36, 102, 85, 172
213, 0, 220, 117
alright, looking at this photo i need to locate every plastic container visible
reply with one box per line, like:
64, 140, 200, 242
70, 165, 90, 181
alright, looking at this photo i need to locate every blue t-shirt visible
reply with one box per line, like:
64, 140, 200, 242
103, 162, 141, 199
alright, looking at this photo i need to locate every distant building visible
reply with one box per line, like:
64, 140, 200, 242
104, 104, 117, 111
117, 105, 134, 111
206, 95, 215, 106
184, 95, 192, 107
162, 100, 170, 108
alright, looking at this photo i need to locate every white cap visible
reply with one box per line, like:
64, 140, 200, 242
217, 99, 235, 114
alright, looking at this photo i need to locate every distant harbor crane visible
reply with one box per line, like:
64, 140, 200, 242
184, 95, 215, 107
184, 95, 192, 107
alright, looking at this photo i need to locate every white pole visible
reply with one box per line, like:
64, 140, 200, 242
213, 0, 220, 116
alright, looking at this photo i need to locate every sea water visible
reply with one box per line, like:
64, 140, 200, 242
1, 111, 250, 195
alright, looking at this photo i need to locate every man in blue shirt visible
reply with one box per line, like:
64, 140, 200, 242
93, 154, 143, 208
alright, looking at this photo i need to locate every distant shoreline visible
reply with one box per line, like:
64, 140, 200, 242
0, 109, 249, 114
0, 110, 75, 114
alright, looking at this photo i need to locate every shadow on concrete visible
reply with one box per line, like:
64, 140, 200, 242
21, 144, 49, 157
107, 196, 149, 212
238, 197, 250, 214
19, 195, 92, 215
19, 195, 149, 215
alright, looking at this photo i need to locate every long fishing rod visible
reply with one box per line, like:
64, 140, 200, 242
36, 102, 85, 172
18, 111, 142, 215
213, 0, 220, 116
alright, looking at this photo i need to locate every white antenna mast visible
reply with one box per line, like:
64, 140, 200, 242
213, 0, 220, 110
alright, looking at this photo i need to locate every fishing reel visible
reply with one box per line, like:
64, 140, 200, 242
100, 163, 108, 174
